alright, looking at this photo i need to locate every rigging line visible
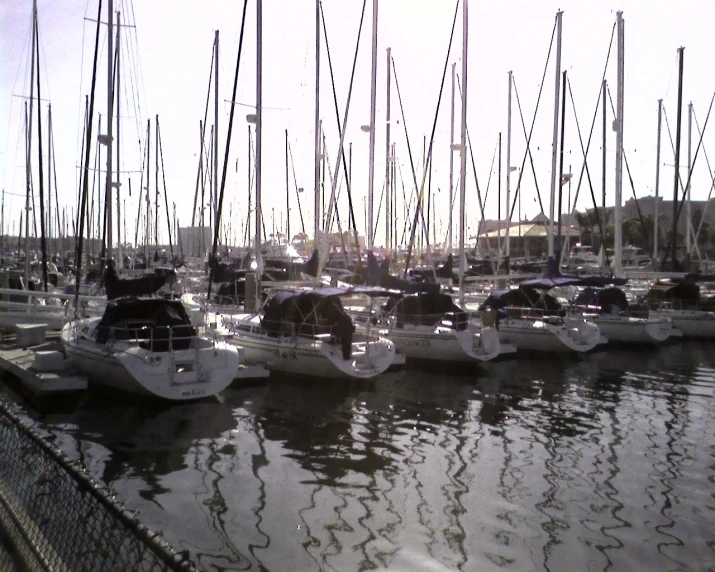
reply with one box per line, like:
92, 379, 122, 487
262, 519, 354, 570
157, 119, 173, 257
565, 78, 612, 268
456, 74, 486, 223
319, 0, 366, 252
126, 0, 148, 124
74, 0, 102, 315
320, 131, 348, 255
391, 62, 428, 253
317, 0, 368, 276
287, 139, 306, 235
507, 16, 558, 223
75, 13, 89, 176
400, 0, 460, 278
397, 159, 412, 246
604, 86, 651, 253
480, 136, 499, 261
660, 90, 715, 262
192, 43, 216, 227
208, 0, 249, 302
563, 21, 616, 240
511, 76, 546, 217
119, 26, 144, 155
692, 110, 715, 242
661, 108, 688, 193
597, 91, 645, 256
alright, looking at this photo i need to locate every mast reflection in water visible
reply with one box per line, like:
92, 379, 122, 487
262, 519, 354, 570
8, 341, 715, 571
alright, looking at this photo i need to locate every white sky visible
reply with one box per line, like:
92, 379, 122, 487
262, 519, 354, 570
1, 0, 714, 248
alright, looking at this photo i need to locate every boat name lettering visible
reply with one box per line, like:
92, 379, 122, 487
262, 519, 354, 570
273, 348, 298, 360
181, 388, 206, 397
396, 338, 431, 348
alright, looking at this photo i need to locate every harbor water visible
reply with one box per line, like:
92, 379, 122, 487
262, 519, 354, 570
3, 341, 714, 571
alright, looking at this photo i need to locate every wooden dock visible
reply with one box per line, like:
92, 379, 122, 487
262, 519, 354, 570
0, 332, 88, 395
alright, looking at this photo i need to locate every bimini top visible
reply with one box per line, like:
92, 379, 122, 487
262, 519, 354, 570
573, 286, 629, 313
480, 286, 562, 313
95, 296, 194, 346
261, 288, 366, 359
645, 281, 700, 304
383, 291, 468, 329
520, 257, 628, 290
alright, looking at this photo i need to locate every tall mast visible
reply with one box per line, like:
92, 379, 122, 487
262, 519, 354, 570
557, 70, 567, 261
255, 0, 263, 309
116, 10, 122, 268
458, 0, 468, 306
214, 30, 219, 233
448, 62, 455, 256
505, 70, 513, 263
285, 129, 290, 244
105, 0, 114, 261
47, 104, 52, 248
145, 118, 150, 264
155, 118, 159, 254
25, 1, 36, 286
547, 10, 563, 259
654, 99, 662, 262
686, 101, 692, 256
313, 0, 321, 245
366, 0, 378, 250
35, 6, 48, 292
385, 46, 391, 251
613, 10, 625, 276
602, 79, 607, 252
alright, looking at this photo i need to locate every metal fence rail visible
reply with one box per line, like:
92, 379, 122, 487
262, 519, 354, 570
0, 400, 195, 572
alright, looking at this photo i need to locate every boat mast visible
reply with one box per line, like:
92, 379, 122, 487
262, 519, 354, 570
686, 101, 692, 258
385, 46, 391, 251
547, 10, 563, 259
313, 0, 321, 247
255, 0, 263, 310
458, 0, 468, 306
447, 62, 455, 256
602, 79, 606, 256
214, 30, 219, 237
116, 10, 122, 268
285, 129, 290, 244
25, 1, 37, 286
613, 10, 625, 276
367, 0, 378, 250
654, 99, 662, 263
505, 70, 513, 266
35, 19, 48, 292
105, 0, 114, 262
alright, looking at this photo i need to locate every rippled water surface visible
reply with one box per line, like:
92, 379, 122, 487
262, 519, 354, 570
6, 341, 715, 571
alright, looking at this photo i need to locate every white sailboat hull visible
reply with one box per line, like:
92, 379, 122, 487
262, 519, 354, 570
61, 319, 240, 400
650, 309, 715, 338
593, 315, 677, 343
386, 324, 501, 363
222, 315, 395, 379
497, 317, 601, 353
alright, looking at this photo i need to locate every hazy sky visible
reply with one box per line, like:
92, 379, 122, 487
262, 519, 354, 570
1, 0, 714, 248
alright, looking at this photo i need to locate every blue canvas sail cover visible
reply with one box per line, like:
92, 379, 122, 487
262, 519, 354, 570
479, 286, 562, 313
573, 287, 629, 313
519, 257, 627, 289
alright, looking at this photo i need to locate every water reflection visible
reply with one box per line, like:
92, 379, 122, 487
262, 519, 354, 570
4, 341, 714, 571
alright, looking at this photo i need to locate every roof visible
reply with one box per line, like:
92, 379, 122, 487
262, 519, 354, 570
479, 222, 581, 238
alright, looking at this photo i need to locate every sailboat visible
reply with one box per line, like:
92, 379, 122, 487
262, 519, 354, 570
62, 297, 239, 399
366, 289, 502, 363
480, 284, 603, 353
61, 1, 240, 400
218, 287, 396, 379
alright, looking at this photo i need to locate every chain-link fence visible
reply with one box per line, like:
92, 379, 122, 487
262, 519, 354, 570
0, 400, 195, 572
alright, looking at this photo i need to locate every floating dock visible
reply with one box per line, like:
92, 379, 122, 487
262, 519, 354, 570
0, 329, 88, 396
